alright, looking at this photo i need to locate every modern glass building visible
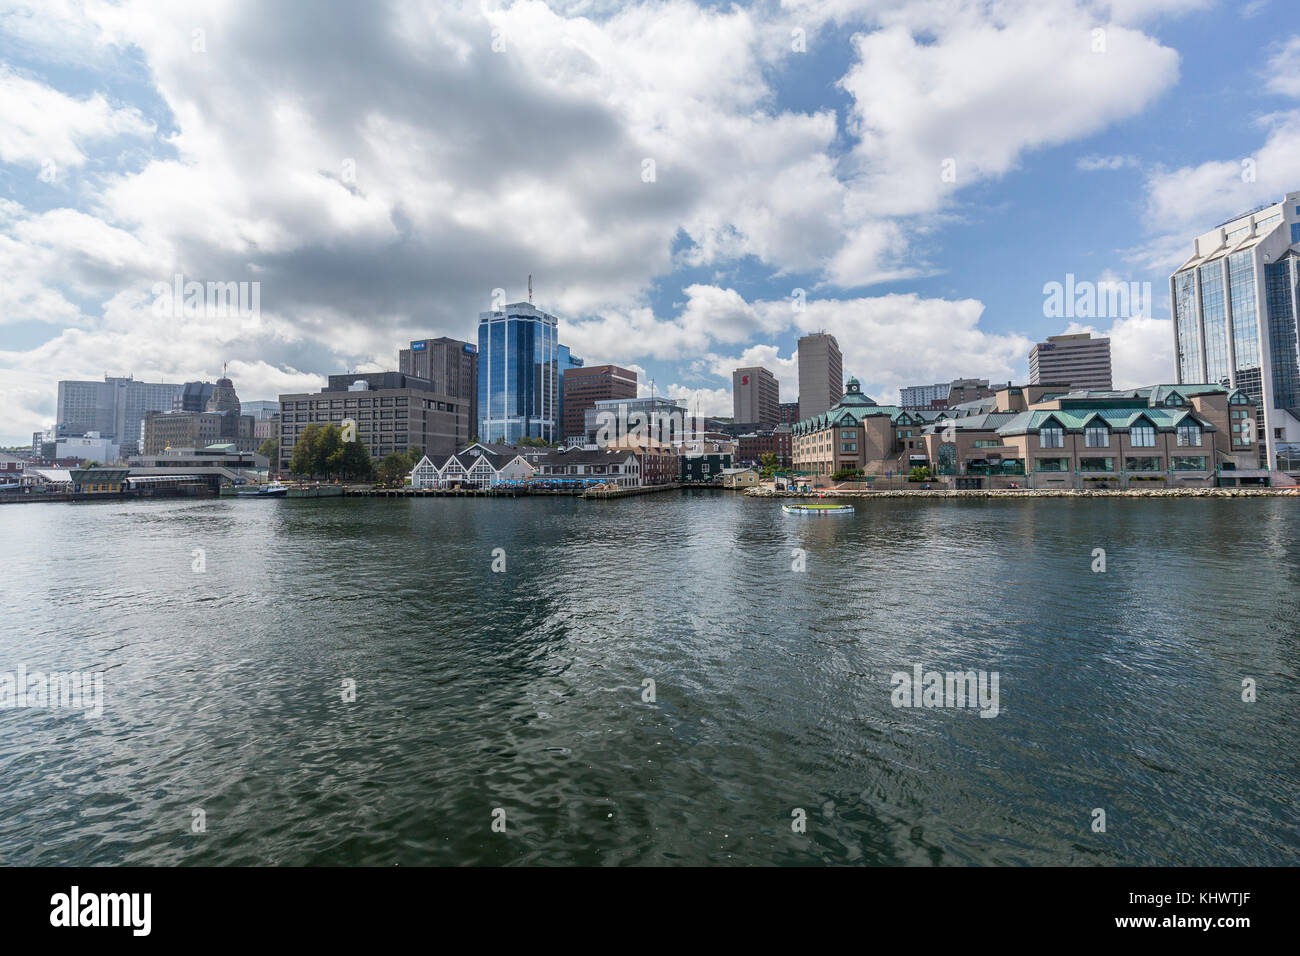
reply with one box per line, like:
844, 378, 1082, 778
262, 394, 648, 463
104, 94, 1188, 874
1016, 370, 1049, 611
1170, 191, 1300, 472
476, 303, 581, 444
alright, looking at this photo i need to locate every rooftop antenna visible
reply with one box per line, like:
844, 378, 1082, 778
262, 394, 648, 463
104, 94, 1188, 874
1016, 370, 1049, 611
528, 274, 533, 304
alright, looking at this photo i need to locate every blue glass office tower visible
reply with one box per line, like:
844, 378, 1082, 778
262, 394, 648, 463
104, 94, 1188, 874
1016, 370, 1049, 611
477, 303, 581, 444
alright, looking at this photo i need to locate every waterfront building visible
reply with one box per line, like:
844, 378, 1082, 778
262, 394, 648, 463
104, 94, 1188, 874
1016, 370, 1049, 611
56, 375, 182, 457
679, 450, 733, 482
531, 448, 640, 487
476, 302, 581, 444
916, 382, 1263, 489
278, 372, 470, 471
732, 366, 780, 429
797, 332, 843, 421
1029, 333, 1112, 391
410, 444, 535, 490
399, 337, 479, 439
1169, 191, 1300, 472
54, 432, 120, 464
791, 378, 926, 479
720, 466, 759, 489
561, 364, 637, 440
608, 435, 680, 485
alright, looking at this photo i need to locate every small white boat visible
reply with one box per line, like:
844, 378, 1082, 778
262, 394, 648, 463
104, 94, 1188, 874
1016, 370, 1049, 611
782, 502, 854, 515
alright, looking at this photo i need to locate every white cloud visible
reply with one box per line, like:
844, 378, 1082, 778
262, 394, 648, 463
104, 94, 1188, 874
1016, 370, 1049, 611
0, 66, 152, 170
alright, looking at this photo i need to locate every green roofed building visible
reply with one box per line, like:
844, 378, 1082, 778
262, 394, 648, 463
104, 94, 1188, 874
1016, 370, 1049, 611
791, 378, 938, 481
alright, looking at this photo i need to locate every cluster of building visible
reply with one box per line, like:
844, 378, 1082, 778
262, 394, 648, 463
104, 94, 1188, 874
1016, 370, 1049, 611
24, 190, 1300, 490
789, 377, 1267, 489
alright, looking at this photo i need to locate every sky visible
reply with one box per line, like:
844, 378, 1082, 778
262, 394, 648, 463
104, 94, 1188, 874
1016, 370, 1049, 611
2, 0, 1300, 444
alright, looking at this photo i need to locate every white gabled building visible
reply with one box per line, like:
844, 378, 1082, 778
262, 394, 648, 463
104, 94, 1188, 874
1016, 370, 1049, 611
409, 448, 536, 489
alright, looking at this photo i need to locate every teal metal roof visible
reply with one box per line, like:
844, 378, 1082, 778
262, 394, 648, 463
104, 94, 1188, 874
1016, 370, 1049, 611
996, 407, 1215, 435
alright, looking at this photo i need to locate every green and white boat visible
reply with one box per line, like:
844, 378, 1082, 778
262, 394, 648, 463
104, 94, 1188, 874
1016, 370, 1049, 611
782, 502, 854, 515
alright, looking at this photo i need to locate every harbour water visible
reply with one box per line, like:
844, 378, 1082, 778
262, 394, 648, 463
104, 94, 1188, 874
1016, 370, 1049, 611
1, 492, 1297, 865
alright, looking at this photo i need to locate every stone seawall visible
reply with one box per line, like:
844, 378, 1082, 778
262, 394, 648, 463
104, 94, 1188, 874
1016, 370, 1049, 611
746, 487, 1300, 499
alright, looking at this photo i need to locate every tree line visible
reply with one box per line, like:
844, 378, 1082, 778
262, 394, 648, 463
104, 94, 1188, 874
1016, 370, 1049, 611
280, 423, 421, 484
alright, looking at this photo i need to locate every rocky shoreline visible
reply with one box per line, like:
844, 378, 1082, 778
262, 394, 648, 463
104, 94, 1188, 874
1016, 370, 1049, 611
745, 486, 1300, 499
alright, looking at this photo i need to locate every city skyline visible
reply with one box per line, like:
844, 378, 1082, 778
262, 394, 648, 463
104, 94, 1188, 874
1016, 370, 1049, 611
4, 2, 1300, 448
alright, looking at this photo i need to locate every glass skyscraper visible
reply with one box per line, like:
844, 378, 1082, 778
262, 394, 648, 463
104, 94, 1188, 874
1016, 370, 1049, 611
1170, 191, 1300, 472
476, 303, 581, 444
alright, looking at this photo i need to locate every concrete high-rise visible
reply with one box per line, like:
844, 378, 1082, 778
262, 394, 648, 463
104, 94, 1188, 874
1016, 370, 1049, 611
732, 366, 780, 428
797, 332, 843, 421
399, 336, 479, 439
1170, 191, 1300, 472
561, 364, 637, 440
1028, 333, 1112, 391
56, 375, 182, 457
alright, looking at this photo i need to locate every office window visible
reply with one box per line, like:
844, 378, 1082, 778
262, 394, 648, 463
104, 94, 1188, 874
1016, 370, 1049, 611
1035, 457, 1069, 472
1176, 424, 1202, 447
1084, 425, 1109, 447
1040, 426, 1064, 448
1171, 456, 1207, 471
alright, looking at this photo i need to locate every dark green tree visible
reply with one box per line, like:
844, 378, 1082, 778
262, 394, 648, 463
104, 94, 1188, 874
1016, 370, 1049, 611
313, 424, 343, 478
335, 440, 375, 480
377, 451, 412, 485
289, 423, 321, 477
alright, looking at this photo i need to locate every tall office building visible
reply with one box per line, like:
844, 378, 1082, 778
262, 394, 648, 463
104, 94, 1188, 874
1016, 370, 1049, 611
399, 336, 479, 438
732, 367, 780, 428
1170, 191, 1300, 471
561, 364, 637, 440
56, 375, 182, 457
278, 372, 469, 469
476, 302, 581, 444
1028, 333, 1112, 391
797, 332, 843, 421
777, 402, 800, 425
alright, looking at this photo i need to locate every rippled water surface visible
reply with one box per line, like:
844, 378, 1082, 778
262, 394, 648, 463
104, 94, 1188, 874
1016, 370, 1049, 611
1, 492, 1297, 865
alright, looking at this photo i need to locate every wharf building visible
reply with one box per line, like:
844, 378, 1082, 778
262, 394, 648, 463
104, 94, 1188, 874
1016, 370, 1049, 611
792, 378, 1266, 489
